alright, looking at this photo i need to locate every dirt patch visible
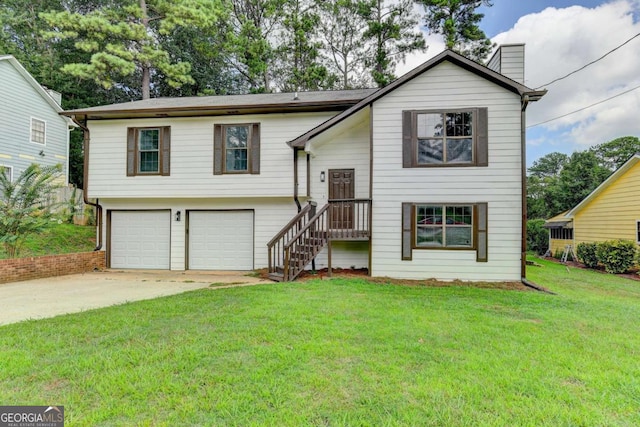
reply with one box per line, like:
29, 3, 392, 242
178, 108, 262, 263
257, 268, 532, 291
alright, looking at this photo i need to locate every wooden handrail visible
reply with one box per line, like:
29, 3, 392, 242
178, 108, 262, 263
267, 202, 313, 247
284, 204, 330, 250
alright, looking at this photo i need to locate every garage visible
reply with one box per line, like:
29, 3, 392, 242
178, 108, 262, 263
109, 210, 171, 269
188, 210, 254, 270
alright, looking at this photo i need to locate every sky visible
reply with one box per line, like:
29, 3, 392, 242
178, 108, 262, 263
397, 0, 640, 167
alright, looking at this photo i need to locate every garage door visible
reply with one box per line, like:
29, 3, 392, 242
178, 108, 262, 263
188, 210, 254, 270
110, 211, 171, 269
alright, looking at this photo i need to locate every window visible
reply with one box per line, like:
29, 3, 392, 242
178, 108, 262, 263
416, 204, 473, 247
214, 123, 260, 175
31, 118, 46, 145
550, 228, 573, 240
402, 108, 488, 167
637, 221, 640, 244
0, 165, 12, 181
402, 202, 488, 262
126, 127, 170, 176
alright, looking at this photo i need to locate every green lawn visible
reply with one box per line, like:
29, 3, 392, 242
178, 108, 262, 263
0, 258, 639, 426
0, 223, 96, 259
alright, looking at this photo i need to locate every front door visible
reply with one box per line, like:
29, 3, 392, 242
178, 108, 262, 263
328, 169, 354, 229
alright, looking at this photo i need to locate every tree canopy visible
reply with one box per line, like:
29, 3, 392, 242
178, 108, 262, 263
40, 0, 223, 99
526, 136, 640, 220
417, 0, 493, 61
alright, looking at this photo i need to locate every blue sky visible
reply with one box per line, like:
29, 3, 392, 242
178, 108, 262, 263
399, 0, 640, 167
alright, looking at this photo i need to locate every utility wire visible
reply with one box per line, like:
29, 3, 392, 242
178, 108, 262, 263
527, 83, 640, 128
535, 32, 640, 89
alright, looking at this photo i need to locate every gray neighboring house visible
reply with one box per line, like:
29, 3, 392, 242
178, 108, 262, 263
0, 55, 72, 183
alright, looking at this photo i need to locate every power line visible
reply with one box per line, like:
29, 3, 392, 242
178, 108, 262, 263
527, 83, 640, 128
534, 32, 640, 89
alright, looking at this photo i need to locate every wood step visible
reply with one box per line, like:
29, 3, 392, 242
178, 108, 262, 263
268, 272, 285, 282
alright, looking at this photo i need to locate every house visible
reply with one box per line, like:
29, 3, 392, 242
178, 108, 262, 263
0, 55, 72, 183
61, 45, 545, 282
545, 154, 640, 255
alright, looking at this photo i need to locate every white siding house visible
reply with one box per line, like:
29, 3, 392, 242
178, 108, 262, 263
63, 48, 544, 282
0, 55, 71, 183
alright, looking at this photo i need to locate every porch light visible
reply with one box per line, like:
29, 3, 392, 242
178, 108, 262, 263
175, 211, 181, 222
320, 171, 325, 182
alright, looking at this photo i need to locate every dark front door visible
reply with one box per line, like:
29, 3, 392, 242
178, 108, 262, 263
328, 169, 354, 230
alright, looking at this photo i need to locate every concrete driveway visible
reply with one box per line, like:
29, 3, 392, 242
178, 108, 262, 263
0, 270, 270, 326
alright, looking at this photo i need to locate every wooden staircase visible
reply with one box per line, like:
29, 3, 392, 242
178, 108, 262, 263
267, 199, 371, 282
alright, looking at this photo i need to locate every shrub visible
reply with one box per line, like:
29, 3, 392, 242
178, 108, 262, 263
526, 219, 548, 255
577, 242, 599, 268
595, 240, 638, 274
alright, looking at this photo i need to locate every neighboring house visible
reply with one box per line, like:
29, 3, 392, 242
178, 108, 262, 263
545, 154, 640, 255
62, 45, 545, 282
0, 55, 72, 183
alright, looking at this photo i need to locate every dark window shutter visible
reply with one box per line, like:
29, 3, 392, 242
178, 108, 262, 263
476, 108, 488, 167
161, 126, 171, 176
126, 128, 136, 176
476, 202, 488, 262
402, 203, 413, 260
402, 111, 413, 168
213, 124, 222, 175
250, 123, 260, 174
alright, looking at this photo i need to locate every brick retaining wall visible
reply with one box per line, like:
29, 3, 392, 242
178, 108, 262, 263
0, 251, 105, 284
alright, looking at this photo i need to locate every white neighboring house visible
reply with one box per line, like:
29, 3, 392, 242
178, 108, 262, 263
0, 55, 72, 183
62, 45, 545, 282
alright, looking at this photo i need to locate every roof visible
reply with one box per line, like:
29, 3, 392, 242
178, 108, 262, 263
544, 211, 573, 228
62, 88, 378, 120
0, 55, 67, 116
288, 49, 547, 148
566, 153, 640, 217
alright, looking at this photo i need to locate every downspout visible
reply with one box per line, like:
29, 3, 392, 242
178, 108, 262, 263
293, 147, 301, 212
75, 116, 103, 251
520, 94, 530, 280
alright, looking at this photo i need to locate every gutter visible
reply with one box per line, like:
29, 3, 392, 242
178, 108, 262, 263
74, 116, 103, 251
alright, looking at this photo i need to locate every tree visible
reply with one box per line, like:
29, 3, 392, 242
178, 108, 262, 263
0, 164, 63, 258
555, 151, 611, 214
40, 0, 222, 99
273, 0, 337, 91
418, 0, 494, 62
590, 136, 640, 171
528, 152, 569, 179
225, 0, 284, 92
360, 0, 426, 87
319, 0, 371, 89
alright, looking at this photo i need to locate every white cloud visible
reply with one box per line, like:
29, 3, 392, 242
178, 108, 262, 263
493, 0, 640, 148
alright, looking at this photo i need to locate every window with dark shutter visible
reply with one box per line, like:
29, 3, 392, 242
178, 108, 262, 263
214, 123, 260, 175
401, 202, 488, 262
126, 126, 170, 176
402, 108, 488, 167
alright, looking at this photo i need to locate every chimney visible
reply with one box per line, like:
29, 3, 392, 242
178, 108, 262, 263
486, 44, 525, 84
43, 87, 63, 106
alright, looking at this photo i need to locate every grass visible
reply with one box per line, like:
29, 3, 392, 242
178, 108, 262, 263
0, 259, 639, 425
0, 222, 96, 259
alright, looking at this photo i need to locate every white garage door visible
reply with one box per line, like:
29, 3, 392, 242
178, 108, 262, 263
188, 210, 254, 270
110, 211, 171, 269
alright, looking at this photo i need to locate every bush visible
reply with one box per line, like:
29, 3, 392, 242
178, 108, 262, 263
526, 219, 548, 255
577, 242, 599, 268
595, 240, 637, 274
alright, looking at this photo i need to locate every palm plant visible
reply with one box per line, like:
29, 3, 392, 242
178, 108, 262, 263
0, 164, 62, 258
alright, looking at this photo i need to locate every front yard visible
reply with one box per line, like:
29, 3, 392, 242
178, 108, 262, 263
0, 258, 638, 425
